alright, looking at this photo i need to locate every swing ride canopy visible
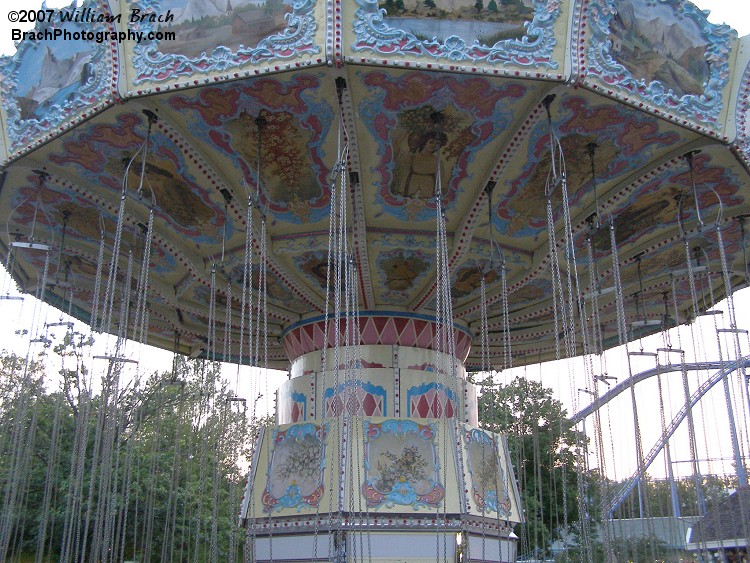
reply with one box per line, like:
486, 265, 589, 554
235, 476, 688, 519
1, 0, 750, 370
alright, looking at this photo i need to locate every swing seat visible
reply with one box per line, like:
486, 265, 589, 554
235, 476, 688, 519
10, 241, 50, 251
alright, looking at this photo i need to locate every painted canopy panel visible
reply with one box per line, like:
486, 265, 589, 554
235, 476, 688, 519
0, 0, 117, 159
0, 0, 749, 368
120, 0, 327, 89
580, 0, 737, 134
351, 68, 539, 225
343, 0, 567, 72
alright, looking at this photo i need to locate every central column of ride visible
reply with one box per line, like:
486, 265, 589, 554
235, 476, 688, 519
241, 312, 522, 563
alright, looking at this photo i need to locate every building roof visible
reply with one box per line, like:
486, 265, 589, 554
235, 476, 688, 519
688, 487, 750, 546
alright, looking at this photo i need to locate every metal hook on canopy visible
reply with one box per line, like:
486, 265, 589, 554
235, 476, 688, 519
683, 150, 725, 233
676, 191, 689, 241
331, 79, 352, 190
630, 253, 661, 340
481, 180, 505, 277
161, 332, 184, 387
54, 210, 70, 283
738, 215, 750, 285
217, 188, 233, 264
542, 94, 565, 198
121, 110, 158, 203
684, 150, 704, 231
428, 110, 448, 207
253, 114, 268, 221
97, 212, 106, 240
138, 110, 158, 202
685, 150, 724, 229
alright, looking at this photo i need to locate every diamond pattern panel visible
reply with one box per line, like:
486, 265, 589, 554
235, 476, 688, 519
408, 384, 457, 419
283, 315, 472, 362
323, 381, 386, 417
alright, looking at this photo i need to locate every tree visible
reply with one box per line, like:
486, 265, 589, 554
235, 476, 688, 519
0, 344, 263, 563
611, 473, 739, 519
474, 0, 483, 12
264, 0, 283, 16
478, 376, 591, 557
487, 0, 498, 12
424, 0, 437, 8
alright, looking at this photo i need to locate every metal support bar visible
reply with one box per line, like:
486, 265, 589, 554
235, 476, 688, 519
93, 356, 139, 364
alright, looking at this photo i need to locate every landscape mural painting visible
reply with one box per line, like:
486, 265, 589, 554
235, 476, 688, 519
13, 44, 95, 122
379, 0, 533, 46
0, 4, 113, 152
153, 0, 295, 57
609, 0, 709, 97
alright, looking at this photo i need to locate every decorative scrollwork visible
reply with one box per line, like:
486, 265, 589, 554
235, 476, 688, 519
262, 422, 328, 513
351, 0, 560, 67
584, 0, 735, 126
0, 0, 113, 153
736, 58, 750, 165
131, 0, 320, 84
362, 419, 444, 510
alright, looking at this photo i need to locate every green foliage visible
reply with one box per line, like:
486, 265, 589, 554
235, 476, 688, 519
263, 0, 284, 16
487, 0, 498, 12
611, 473, 739, 519
558, 534, 690, 563
479, 376, 590, 557
379, 0, 404, 14
0, 344, 262, 562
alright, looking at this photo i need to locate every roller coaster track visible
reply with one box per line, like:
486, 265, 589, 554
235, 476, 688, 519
569, 356, 750, 516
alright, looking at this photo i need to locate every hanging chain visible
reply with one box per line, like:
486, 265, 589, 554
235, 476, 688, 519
225, 280, 233, 362
132, 208, 154, 345
90, 217, 107, 332
610, 221, 627, 347
670, 274, 706, 515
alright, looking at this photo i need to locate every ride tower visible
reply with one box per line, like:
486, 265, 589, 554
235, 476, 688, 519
1, 0, 750, 561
